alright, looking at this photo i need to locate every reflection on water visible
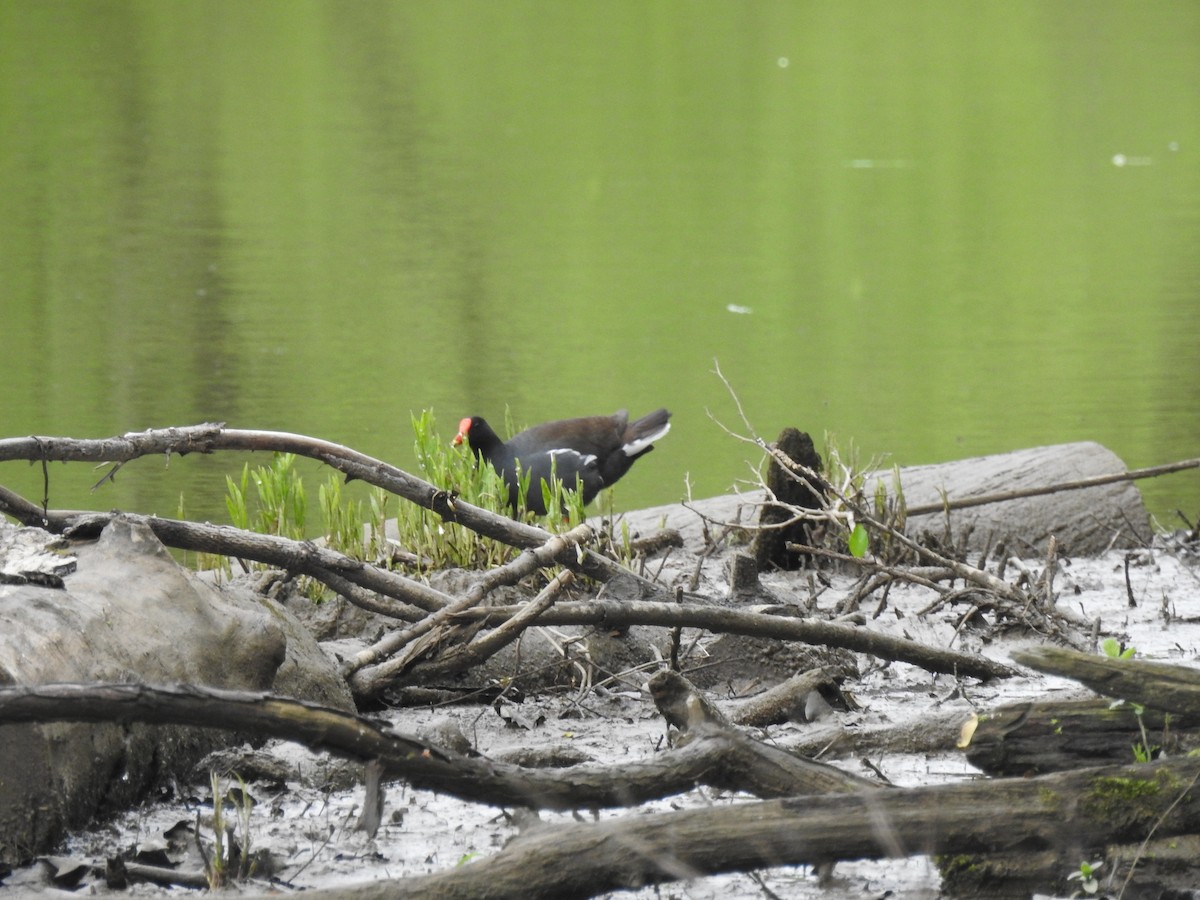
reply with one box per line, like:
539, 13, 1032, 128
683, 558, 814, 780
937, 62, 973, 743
1, 1, 1198, 529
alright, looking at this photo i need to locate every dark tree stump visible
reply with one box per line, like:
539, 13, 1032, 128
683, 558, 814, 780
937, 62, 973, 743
752, 428, 825, 571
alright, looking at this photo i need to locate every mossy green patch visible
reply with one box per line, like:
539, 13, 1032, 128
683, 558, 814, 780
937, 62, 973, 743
1082, 775, 1162, 825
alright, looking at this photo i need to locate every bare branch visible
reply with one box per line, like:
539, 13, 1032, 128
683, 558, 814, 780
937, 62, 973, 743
0, 425, 660, 593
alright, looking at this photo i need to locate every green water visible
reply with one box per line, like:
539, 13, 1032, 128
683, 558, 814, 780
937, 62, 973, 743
2, 1, 1198, 531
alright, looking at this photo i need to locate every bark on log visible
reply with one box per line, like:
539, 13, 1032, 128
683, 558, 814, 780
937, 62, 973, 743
1013, 646, 1200, 717
965, 698, 1200, 776
874, 441, 1152, 556
446, 598, 1014, 681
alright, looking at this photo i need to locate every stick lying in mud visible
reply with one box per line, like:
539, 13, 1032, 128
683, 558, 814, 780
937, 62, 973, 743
0, 681, 872, 810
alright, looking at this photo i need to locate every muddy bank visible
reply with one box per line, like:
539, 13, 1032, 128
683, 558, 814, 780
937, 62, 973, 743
1, 436, 1196, 898
5, 540, 1199, 898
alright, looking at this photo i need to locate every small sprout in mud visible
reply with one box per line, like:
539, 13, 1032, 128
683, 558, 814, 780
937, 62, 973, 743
1107, 699, 1159, 763
200, 771, 257, 888
1101, 637, 1135, 660
1066, 858, 1104, 895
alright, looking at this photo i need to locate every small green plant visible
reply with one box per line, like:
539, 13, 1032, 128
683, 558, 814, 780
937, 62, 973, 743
318, 474, 366, 557
365, 486, 392, 561
1131, 740, 1154, 763
821, 434, 896, 561
871, 465, 909, 563
224, 453, 322, 596
225, 452, 307, 539
1066, 858, 1104, 895
201, 771, 256, 888
1101, 637, 1135, 660
1108, 697, 1159, 763
1100, 639, 1155, 759
847, 522, 869, 558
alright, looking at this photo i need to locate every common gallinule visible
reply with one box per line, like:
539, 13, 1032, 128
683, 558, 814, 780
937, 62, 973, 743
454, 408, 671, 515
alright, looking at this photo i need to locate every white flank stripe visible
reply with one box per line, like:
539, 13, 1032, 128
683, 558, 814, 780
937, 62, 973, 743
549, 448, 598, 466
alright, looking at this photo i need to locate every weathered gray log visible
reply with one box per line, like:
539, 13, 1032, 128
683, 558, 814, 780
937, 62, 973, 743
617, 441, 1151, 557
965, 697, 1200, 776
1013, 646, 1200, 717
264, 755, 1200, 900
0, 518, 353, 863
874, 441, 1151, 556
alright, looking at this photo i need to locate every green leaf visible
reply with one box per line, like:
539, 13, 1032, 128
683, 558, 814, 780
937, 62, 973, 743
1101, 637, 1135, 659
848, 523, 869, 558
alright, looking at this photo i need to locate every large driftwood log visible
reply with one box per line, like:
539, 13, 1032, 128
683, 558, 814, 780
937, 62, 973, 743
0, 519, 352, 862
618, 441, 1152, 557
875, 441, 1152, 555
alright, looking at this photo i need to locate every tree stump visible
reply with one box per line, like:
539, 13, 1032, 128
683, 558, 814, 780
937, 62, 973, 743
752, 427, 825, 570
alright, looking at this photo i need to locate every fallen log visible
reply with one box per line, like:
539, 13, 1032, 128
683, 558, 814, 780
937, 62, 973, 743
0, 682, 878, 811
965, 698, 1200, 776
876, 441, 1153, 556
443, 598, 1014, 681
0, 519, 352, 863
1013, 646, 1200, 717
617, 441, 1153, 558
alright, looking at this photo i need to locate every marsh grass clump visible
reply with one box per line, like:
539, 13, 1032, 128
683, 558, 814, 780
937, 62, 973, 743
201, 771, 256, 888
226, 452, 307, 540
